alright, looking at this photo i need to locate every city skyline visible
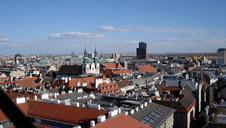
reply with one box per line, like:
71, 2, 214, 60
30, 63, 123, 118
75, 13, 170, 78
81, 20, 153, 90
1, 0, 226, 55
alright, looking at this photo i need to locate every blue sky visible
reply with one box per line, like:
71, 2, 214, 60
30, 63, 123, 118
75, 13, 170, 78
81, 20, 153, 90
0, 0, 226, 55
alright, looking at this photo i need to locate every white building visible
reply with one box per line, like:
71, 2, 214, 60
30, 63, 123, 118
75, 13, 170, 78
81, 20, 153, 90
82, 47, 100, 75
82, 62, 100, 75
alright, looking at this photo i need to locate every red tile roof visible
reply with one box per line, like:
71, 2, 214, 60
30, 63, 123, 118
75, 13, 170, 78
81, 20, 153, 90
104, 69, 130, 77
92, 114, 151, 128
102, 63, 123, 69
0, 100, 107, 127
0, 81, 16, 85
15, 77, 42, 88
138, 65, 157, 74
115, 80, 134, 88
27, 100, 107, 125
66, 77, 95, 89
0, 111, 7, 122
111, 69, 130, 75
98, 82, 121, 95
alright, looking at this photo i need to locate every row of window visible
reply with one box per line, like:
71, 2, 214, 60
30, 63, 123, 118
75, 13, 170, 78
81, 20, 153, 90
103, 89, 120, 94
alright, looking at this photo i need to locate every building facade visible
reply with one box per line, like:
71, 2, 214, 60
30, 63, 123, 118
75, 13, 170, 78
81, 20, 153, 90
216, 48, 226, 65
136, 42, 147, 59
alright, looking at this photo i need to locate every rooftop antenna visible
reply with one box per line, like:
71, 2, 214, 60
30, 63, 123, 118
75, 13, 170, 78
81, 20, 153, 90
118, 44, 121, 54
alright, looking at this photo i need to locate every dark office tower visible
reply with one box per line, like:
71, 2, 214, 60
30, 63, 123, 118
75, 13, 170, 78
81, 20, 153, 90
136, 42, 147, 59
71, 51, 75, 57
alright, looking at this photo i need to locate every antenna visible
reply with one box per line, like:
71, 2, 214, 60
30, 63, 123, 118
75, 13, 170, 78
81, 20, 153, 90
119, 44, 121, 54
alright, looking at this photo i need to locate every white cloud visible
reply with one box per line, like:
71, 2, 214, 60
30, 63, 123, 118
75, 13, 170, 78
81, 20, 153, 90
97, 25, 212, 36
49, 32, 104, 39
97, 25, 129, 32
132, 26, 209, 34
0, 36, 10, 42
123, 40, 139, 44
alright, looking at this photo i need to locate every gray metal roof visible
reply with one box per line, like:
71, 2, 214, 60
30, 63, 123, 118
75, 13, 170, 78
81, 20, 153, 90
130, 102, 175, 128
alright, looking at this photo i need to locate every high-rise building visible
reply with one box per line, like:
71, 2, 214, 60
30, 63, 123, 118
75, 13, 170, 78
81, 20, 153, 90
136, 42, 147, 59
216, 48, 226, 65
84, 47, 88, 58
94, 45, 98, 58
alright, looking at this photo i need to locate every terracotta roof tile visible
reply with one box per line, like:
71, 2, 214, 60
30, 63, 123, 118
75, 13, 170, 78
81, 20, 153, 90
104, 69, 130, 77
0, 81, 16, 85
102, 63, 123, 69
115, 80, 133, 88
98, 82, 121, 95
27, 100, 107, 125
15, 77, 42, 88
92, 114, 151, 128
138, 65, 157, 74
66, 77, 95, 88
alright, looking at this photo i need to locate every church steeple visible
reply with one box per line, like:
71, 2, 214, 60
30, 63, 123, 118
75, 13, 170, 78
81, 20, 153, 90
94, 44, 98, 58
84, 44, 88, 58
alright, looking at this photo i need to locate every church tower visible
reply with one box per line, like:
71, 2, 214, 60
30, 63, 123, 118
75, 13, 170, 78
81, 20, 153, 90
94, 45, 98, 58
82, 45, 100, 75
84, 45, 88, 58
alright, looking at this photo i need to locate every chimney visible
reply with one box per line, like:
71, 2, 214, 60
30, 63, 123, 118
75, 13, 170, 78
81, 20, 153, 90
16, 97, 26, 104
82, 82, 87, 87
108, 109, 119, 117
98, 115, 106, 123
34, 95, 38, 100
77, 82, 81, 87
135, 107, 139, 112
144, 102, 148, 107
68, 90, 73, 94
41, 93, 49, 100
65, 77, 68, 83
90, 120, 95, 127
130, 109, 134, 115
54, 93, 59, 98
149, 99, 152, 103
98, 105, 101, 110
61, 91, 66, 95
118, 108, 121, 113
76, 102, 80, 107
140, 104, 144, 109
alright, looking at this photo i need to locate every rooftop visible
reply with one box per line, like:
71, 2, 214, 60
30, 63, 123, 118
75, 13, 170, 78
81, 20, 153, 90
130, 102, 175, 127
93, 114, 151, 128
27, 100, 107, 126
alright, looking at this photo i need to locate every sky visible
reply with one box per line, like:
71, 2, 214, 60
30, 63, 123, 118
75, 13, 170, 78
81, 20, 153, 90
0, 0, 226, 55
